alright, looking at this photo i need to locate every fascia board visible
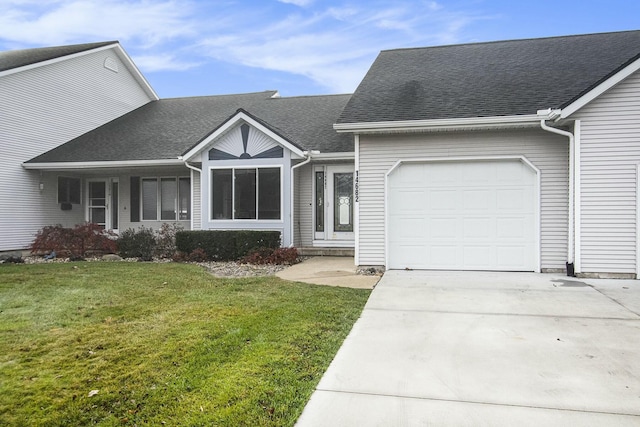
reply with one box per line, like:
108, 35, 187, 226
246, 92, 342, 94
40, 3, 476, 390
333, 114, 542, 133
112, 44, 159, 101
0, 43, 159, 101
311, 152, 355, 161
22, 159, 184, 170
561, 56, 640, 119
181, 111, 306, 161
0, 43, 119, 78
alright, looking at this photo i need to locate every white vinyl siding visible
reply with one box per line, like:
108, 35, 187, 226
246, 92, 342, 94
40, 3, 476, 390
572, 70, 640, 275
294, 163, 314, 247
0, 47, 154, 250
357, 129, 568, 269
192, 170, 202, 230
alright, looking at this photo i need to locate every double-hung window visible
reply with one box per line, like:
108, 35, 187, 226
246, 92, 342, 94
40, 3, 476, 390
141, 177, 190, 221
211, 167, 281, 220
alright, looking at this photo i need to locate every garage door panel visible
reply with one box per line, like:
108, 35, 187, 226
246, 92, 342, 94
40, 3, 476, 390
388, 160, 536, 271
396, 217, 425, 239
463, 217, 494, 239
429, 246, 458, 269
430, 190, 458, 210
496, 246, 527, 268
463, 189, 492, 210
429, 217, 457, 238
463, 246, 493, 268
496, 217, 530, 238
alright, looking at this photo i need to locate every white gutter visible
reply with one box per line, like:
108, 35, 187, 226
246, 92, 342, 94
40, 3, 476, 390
539, 110, 575, 274
181, 160, 202, 231
23, 159, 184, 170
290, 151, 318, 247
334, 114, 542, 133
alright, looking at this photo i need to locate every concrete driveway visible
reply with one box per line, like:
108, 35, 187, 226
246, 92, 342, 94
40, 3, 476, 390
296, 271, 640, 426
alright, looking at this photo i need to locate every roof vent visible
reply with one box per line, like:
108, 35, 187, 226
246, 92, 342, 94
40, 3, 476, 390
104, 57, 119, 73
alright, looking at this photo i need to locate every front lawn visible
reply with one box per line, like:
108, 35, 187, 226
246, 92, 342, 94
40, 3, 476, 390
0, 262, 370, 426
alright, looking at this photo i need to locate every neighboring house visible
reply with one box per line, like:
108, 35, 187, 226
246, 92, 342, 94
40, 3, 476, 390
4, 30, 640, 278
0, 41, 158, 252
336, 30, 640, 278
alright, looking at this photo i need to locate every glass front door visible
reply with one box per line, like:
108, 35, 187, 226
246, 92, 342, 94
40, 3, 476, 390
88, 181, 107, 229
87, 179, 118, 231
314, 165, 354, 241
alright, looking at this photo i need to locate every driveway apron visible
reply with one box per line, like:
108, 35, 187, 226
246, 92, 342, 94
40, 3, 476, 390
296, 270, 640, 426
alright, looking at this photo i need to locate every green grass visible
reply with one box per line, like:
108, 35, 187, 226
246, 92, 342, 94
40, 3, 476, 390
0, 262, 370, 426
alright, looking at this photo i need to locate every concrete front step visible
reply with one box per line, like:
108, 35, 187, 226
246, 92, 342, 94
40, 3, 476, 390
297, 247, 355, 257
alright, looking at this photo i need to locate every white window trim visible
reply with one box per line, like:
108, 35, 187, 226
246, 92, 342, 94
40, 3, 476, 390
140, 176, 191, 222
209, 165, 284, 222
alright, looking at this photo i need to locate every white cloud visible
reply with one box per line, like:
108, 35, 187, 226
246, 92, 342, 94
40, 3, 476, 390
277, 0, 314, 7
132, 54, 201, 72
0, 0, 195, 46
0, 0, 488, 93
197, 2, 486, 92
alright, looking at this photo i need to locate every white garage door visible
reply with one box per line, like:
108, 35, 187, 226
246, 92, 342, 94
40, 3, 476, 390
388, 159, 537, 271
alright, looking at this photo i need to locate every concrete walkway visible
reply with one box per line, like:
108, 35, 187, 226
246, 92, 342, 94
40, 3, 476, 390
296, 270, 640, 426
276, 256, 379, 289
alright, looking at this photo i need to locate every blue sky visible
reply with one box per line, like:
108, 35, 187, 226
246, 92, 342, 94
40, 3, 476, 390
1, 0, 639, 98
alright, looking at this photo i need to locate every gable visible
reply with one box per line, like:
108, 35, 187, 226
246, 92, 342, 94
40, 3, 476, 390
209, 123, 283, 160
182, 109, 305, 162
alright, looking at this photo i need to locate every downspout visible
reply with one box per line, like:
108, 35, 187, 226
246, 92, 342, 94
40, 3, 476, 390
539, 112, 575, 276
181, 159, 202, 232
290, 151, 317, 247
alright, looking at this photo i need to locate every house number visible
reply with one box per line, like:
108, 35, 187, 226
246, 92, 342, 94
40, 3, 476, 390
354, 170, 359, 203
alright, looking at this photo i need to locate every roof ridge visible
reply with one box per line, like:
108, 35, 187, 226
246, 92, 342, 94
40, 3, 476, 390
160, 90, 279, 101
270, 93, 352, 100
380, 29, 640, 53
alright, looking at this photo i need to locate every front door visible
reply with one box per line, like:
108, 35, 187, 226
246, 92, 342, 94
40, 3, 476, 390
314, 165, 354, 242
87, 179, 119, 231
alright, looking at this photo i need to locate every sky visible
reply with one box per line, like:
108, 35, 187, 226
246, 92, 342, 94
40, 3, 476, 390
1, 0, 639, 99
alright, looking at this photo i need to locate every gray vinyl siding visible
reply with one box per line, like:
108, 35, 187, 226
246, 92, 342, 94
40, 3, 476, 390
294, 163, 313, 247
0, 47, 154, 250
572, 70, 640, 275
357, 128, 568, 269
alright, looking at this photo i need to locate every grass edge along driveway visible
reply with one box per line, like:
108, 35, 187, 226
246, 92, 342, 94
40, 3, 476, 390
0, 262, 370, 426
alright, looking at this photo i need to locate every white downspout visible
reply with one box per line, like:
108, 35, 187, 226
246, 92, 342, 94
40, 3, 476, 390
539, 116, 575, 275
181, 159, 202, 231
290, 151, 317, 247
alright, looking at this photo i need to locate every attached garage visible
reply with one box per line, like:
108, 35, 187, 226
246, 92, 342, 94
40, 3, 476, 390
387, 158, 539, 271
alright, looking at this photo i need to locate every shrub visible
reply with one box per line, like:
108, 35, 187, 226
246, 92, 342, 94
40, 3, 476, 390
2, 256, 24, 264
155, 223, 183, 258
30, 223, 117, 259
116, 227, 156, 261
242, 247, 298, 265
175, 230, 280, 261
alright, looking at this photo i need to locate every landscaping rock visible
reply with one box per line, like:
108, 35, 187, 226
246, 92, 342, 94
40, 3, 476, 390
102, 254, 123, 261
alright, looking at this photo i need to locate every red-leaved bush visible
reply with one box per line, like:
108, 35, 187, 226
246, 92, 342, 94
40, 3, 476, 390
30, 223, 117, 259
241, 247, 299, 265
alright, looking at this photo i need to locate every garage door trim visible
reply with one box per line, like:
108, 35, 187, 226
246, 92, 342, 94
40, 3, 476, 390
384, 155, 541, 272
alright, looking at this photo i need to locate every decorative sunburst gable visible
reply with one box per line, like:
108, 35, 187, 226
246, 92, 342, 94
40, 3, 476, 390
180, 109, 305, 162
209, 123, 284, 160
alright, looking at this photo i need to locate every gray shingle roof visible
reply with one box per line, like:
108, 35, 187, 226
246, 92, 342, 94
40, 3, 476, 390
338, 30, 640, 124
0, 41, 117, 72
26, 91, 353, 163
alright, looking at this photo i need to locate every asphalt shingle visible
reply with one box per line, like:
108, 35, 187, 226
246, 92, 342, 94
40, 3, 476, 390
0, 41, 117, 73
26, 92, 353, 163
338, 30, 640, 124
